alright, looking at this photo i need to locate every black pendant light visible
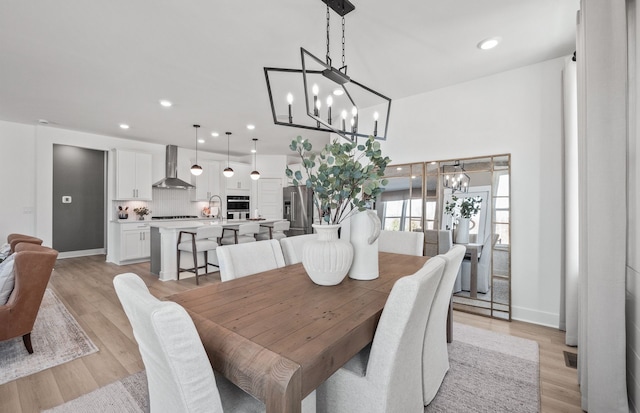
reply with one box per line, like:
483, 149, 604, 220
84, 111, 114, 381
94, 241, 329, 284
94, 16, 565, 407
223, 132, 234, 178
250, 138, 260, 180
190, 125, 203, 176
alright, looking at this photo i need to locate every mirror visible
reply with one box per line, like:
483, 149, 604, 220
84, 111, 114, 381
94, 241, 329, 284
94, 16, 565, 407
378, 154, 511, 320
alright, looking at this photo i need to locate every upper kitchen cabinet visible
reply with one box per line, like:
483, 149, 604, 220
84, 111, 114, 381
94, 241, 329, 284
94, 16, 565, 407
191, 160, 221, 201
225, 162, 251, 191
114, 149, 153, 200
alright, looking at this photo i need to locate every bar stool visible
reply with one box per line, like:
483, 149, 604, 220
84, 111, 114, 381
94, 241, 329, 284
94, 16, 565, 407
220, 223, 260, 245
177, 225, 223, 285
255, 221, 290, 241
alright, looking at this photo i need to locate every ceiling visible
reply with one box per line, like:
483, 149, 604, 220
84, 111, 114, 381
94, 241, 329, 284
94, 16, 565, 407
0, 0, 579, 158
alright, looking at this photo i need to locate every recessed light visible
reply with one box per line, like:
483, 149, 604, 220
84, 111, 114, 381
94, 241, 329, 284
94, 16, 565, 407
119, 124, 130, 129
333, 89, 344, 96
411, 175, 416, 179
477, 37, 501, 50
211, 132, 219, 137
251, 148, 257, 153
198, 139, 205, 143
396, 167, 402, 171
247, 124, 255, 130
159, 100, 173, 107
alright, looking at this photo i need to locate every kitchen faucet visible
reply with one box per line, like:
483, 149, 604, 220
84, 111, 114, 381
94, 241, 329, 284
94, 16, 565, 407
208, 194, 223, 221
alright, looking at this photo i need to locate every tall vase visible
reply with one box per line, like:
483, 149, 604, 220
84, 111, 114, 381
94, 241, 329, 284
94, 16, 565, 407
302, 224, 354, 286
349, 210, 381, 280
455, 217, 470, 244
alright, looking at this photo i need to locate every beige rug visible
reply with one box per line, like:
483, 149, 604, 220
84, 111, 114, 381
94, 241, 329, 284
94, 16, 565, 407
0, 289, 98, 385
44, 323, 539, 413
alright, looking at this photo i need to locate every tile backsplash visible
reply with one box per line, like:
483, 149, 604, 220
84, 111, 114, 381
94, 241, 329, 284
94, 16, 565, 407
113, 188, 208, 220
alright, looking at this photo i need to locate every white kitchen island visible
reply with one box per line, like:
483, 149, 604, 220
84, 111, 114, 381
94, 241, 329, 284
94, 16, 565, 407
149, 219, 280, 281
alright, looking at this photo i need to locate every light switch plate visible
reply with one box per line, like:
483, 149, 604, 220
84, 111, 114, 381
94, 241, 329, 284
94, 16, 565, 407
62, 196, 72, 203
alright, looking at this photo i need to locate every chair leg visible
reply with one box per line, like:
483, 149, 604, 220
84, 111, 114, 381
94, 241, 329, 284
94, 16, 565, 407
23, 333, 33, 354
177, 249, 181, 281
204, 251, 209, 275
192, 248, 199, 285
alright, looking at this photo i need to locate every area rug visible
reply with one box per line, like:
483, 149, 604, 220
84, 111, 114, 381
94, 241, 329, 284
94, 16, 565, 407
0, 289, 98, 385
425, 323, 540, 412
44, 323, 539, 413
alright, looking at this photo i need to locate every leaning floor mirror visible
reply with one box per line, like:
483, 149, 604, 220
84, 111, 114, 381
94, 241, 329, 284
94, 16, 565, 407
377, 154, 511, 320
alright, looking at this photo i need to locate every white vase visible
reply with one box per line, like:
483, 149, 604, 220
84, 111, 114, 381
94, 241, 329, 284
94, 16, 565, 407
302, 224, 354, 286
349, 210, 381, 280
455, 217, 470, 244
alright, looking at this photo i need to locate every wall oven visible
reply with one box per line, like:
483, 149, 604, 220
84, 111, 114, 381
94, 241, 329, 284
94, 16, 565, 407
226, 195, 250, 220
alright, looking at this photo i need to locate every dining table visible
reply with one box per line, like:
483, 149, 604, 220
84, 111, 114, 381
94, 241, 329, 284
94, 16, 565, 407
168, 251, 433, 413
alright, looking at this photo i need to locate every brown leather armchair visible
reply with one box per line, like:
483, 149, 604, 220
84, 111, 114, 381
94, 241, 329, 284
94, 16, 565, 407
7, 233, 43, 253
0, 243, 58, 353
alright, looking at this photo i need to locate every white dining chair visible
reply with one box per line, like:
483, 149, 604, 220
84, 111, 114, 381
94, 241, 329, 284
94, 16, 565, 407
220, 222, 260, 245
422, 244, 466, 405
316, 256, 446, 413
377, 230, 425, 256
279, 233, 319, 265
255, 220, 290, 241
216, 239, 286, 282
177, 225, 223, 285
458, 233, 499, 293
113, 273, 264, 413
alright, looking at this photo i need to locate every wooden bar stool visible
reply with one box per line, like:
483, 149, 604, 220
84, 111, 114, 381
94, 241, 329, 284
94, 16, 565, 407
220, 223, 260, 245
255, 221, 290, 241
176, 225, 222, 285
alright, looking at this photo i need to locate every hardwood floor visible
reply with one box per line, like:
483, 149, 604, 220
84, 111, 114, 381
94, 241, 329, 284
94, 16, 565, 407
0, 255, 582, 413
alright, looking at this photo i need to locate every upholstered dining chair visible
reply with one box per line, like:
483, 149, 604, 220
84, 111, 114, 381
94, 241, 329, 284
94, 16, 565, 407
220, 222, 260, 245
422, 244, 466, 405
216, 239, 286, 282
255, 220, 290, 241
316, 256, 446, 413
458, 233, 499, 294
0, 243, 58, 353
377, 230, 425, 256
7, 233, 43, 253
279, 233, 319, 265
177, 225, 223, 285
113, 273, 264, 413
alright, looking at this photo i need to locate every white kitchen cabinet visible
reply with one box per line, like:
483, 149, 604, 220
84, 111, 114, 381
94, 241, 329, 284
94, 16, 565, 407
225, 162, 251, 191
117, 222, 150, 263
115, 149, 153, 200
191, 160, 221, 201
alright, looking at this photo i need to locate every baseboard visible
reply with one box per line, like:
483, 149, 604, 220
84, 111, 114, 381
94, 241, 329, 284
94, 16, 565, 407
57, 248, 106, 259
511, 305, 559, 328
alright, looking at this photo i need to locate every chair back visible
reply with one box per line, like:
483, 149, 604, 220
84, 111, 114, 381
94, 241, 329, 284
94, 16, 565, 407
378, 230, 424, 256
216, 239, 285, 282
272, 220, 290, 233
280, 234, 319, 265
422, 245, 466, 404
113, 273, 224, 413
437, 230, 453, 254
366, 256, 445, 411
7, 233, 43, 253
238, 223, 260, 236
196, 225, 223, 240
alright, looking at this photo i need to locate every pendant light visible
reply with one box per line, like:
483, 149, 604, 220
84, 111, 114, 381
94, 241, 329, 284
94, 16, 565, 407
250, 138, 260, 180
223, 132, 234, 178
190, 125, 203, 176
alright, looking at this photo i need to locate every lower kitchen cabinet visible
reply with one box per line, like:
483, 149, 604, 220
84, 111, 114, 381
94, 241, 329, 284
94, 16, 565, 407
113, 222, 150, 264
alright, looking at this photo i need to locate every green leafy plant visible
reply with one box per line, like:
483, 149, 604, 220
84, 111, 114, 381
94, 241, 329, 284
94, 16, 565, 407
444, 195, 482, 221
286, 136, 391, 225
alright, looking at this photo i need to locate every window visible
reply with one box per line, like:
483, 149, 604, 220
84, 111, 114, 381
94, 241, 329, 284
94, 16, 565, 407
382, 199, 422, 231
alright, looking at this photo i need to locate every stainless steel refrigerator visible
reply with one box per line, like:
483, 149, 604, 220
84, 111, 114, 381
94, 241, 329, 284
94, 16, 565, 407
283, 186, 314, 236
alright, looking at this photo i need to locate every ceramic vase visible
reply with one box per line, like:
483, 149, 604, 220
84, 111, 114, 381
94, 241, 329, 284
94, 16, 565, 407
455, 217, 470, 244
302, 224, 354, 286
349, 210, 381, 280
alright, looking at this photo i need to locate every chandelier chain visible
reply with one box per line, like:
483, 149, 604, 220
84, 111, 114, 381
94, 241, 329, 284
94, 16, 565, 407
326, 4, 331, 63
342, 15, 346, 68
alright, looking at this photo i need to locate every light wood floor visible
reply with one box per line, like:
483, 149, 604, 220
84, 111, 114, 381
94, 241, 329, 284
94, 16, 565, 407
0, 255, 582, 413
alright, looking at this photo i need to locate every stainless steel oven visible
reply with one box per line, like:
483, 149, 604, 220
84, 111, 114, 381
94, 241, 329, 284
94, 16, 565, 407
226, 195, 250, 219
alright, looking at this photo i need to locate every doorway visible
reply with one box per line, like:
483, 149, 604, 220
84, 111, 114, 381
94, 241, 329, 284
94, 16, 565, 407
52, 144, 106, 256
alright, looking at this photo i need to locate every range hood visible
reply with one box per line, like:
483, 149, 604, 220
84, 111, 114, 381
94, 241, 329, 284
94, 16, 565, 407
152, 145, 195, 189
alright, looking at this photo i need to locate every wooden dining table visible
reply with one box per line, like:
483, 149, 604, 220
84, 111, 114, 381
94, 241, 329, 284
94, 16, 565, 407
168, 251, 432, 413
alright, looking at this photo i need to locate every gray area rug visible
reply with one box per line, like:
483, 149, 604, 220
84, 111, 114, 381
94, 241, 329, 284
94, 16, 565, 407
0, 289, 98, 385
44, 323, 539, 413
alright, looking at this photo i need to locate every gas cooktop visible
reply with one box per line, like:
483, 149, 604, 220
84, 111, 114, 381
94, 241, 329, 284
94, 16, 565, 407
151, 215, 199, 220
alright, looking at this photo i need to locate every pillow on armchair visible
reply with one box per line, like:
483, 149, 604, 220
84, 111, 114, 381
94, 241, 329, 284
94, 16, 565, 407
0, 254, 16, 305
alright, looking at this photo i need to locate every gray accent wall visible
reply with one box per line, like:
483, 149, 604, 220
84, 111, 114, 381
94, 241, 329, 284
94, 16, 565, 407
52, 144, 106, 252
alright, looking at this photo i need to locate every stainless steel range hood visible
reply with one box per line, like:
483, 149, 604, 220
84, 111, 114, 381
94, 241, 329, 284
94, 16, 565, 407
152, 145, 195, 189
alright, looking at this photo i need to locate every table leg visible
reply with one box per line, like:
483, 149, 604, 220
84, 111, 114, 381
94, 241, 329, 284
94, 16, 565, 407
470, 247, 478, 298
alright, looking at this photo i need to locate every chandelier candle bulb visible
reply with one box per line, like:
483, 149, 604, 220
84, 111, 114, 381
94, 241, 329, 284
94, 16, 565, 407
287, 93, 293, 123
341, 110, 347, 131
312, 84, 319, 117
351, 107, 358, 132
373, 111, 379, 137
326, 96, 333, 124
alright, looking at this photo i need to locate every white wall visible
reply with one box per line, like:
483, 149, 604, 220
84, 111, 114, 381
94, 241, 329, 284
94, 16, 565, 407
380, 57, 566, 327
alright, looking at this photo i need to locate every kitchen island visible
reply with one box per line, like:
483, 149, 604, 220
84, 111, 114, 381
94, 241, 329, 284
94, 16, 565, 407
149, 219, 280, 281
